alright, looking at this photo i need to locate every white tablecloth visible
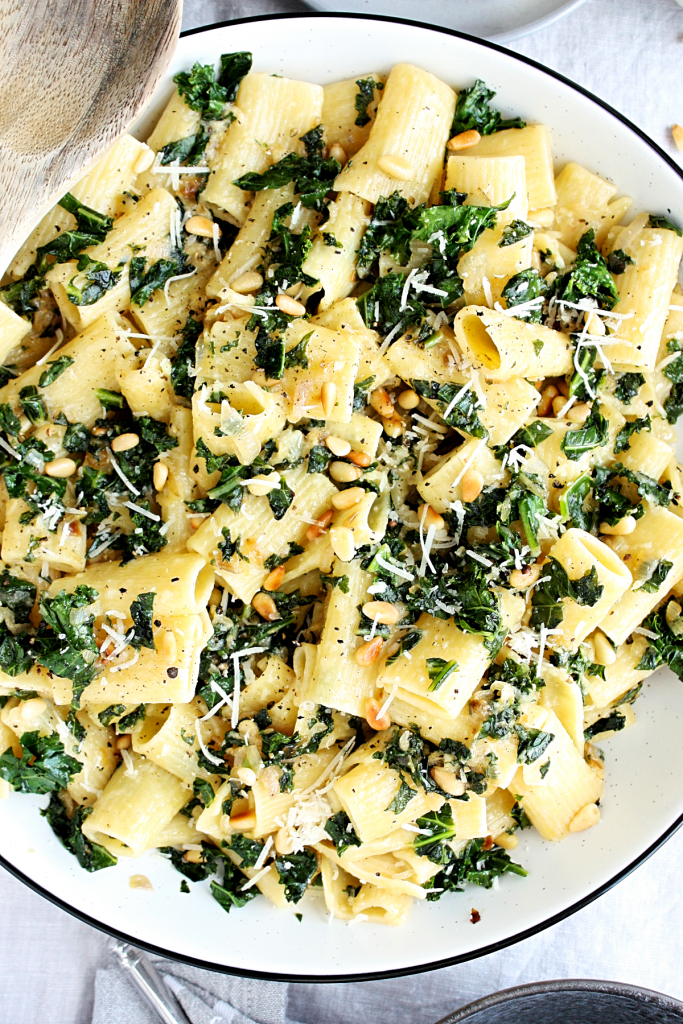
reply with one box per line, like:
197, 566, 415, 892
3, 1, 683, 1021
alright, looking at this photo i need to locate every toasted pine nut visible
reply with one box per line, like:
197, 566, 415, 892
447, 129, 481, 151
329, 143, 347, 165
275, 826, 295, 855
263, 565, 286, 591
260, 766, 280, 798
325, 435, 351, 457
332, 486, 365, 510
509, 563, 543, 590
330, 526, 356, 562
238, 720, 260, 744
252, 592, 280, 621
231, 271, 263, 294
133, 147, 155, 174
247, 473, 281, 496
378, 154, 414, 180
275, 294, 306, 317
45, 457, 77, 478
237, 766, 257, 787
461, 468, 484, 503
230, 810, 257, 831
184, 849, 203, 864
153, 461, 169, 491
320, 381, 337, 418
347, 449, 372, 468
667, 599, 682, 624
186, 215, 217, 238
383, 414, 403, 438
494, 831, 519, 850
116, 734, 131, 750
537, 385, 559, 417
556, 378, 570, 397
592, 630, 616, 667
430, 766, 466, 795
365, 697, 391, 731
397, 388, 420, 410
600, 515, 636, 536
355, 637, 384, 667
129, 874, 154, 890
566, 402, 591, 424
362, 600, 400, 625
20, 697, 47, 722
673, 124, 683, 153
329, 460, 361, 483
369, 387, 394, 418
418, 503, 445, 531
585, 310, 605, 335
529, 207, 555, 227
111, 432, 139, 453
306, 508, 334, 541
569, 802, 601, 832
552, 395, 568, 417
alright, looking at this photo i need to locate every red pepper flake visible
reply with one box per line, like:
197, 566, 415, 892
470, 908, 481, 924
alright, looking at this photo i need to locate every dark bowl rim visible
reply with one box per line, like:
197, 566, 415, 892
436, 978, 683, 1022
3, 7, 683, 986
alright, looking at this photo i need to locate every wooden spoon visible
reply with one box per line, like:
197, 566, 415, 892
0, 0, 182, 276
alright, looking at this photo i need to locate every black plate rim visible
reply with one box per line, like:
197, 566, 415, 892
3, 7, 683, 985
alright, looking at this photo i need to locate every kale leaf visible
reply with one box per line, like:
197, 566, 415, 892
451, 79, 525, 136
38, 355, 75, 388
170, 315, 202, 400
129, 592, 155, 650
501, 268, 547, 322
560, 402, 609, 460
34, 585, 99, 707
354, 77, 383, 127
275, 850, 318, 903
42, 793, 117, 871
324, 811, 362, 855
614, 415, 651, 455
530, 558, 604, 630
0, 731, 81, 794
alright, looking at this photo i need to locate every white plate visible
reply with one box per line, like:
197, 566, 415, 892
304, 0, 589, 43
3, 13, 683, 982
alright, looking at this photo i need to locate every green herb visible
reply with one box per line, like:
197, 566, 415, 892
275, 850, 318, 903
42, 794, 116, 871
0, 403, 20, 436
352, 376, 375, 412
354, 77, 383, 127
386, 629, 423, 666
607, 249, 635, 275
568, 344, 603, 402
530, 558, 604, 631
636, 559, 673, 594
324, 811, 361, 855
129, 592, 155, 650
560, 402, 609, 460
451, 79, 525, 136
63, 422, 89, 452
263, 542, 304, 571
130, 252, 189, 307
228, 834, 263, 867
614, 414, 651, 454
637, 603, 683, 678
549, 230, 619, 310
413, 803, 458, 862
648, 214, 682, 236
34, 586, 99, 707
499, 220, 532, 246
174, 53, 251, 119
584, 710, 626, 739
426, 657, 459, 691
38, 355, 74, 388
211, 866, 260, 913
515, 725, 554, 764
307, 444, 333, 474
501, 268, 547, 322
386, 779, 416, 814
116, 705, 145, 733
159, 129, 210, 167
95, 388, 125, 410
58, 193, 113, 238
425, 836, 527, 900
98, 704, 126, 727
65, 253, 124, 306
559, 472, 593, 531
234, 130, 340, 213
322, 573, 350, 593
218, 52, 253, 102
0, 731, 81, 794
410, 379, 487, 438
170, 315, 203, 400
19, 385, 48, 425
267, 478, 294, 521
614, 372, 645, 404
284, 330, 312, 370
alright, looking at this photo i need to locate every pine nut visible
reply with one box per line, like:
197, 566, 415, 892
355, 637, 384, 667
494, 831, 519, 850
153, 462, 169, 491
237, 766, 257, 787
329, 143, 347, 165
260, 766, 280, 798
552, 395, 568, 417
418, 503, 445, 531
238, 720, 259, 744
275, 826, 295, 855
592, 630, 616, 667
332, 486, 365, 510
383, 415, 403, 438
600, 515, 636, 536
44, 457, 77, 478
537, 385, 559, 417
325, 435, 351, 457
116, 734, 131, 750
569, 802, 601, 832
430, 766, 466, 796
186, 215, 217, 238
397, 389, 420, 410
230, 810, 257, 831
461, 468, 484, 503
330, 525, 356, 562
111, 432, 139, 453
252, 592, 280, 621
263, 565, 286, 591
306, 509, 334, 541
673, 124, 683, 153
347, 449, 372, 468
509, 563, 543, 589
365, 697, 391, 731
529, 207, 555, 227
321, 381, 337, 418
362, 600, 400, 625
133, 147, 155, 174
666, 599, 682, 624
247, 473, 281, 496
369, 387, 394, 418
329, 461, 361, 483
183, 849, 203, 864
275, 294, 306, 317
566, 402, 591, 424
585, 311, 605, 335
231, 271, 263, 294
20, 697, 47, 722
447, 129, 481, 151
556, 379, 570, 397
377, 154, 414, 180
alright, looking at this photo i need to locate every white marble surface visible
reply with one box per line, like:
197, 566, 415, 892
3, 1, 683, 1021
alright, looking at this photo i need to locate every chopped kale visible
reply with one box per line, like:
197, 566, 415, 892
559, 472, 594, 531
174, 53, 249, 119
636, 559, 673, 594
0, 731, 81, 794
284, 330, 312, 370
324, 811, 362, 855
515, 726, 554, 764
228, 834, 263, 867
38, 355, 74, 388
268, 478, 294, 521
0, 403, 20, 436
42, 794, 117, 871
607, 249, 635, 275
530, 558, 604, 631
63, 422, 90, 452
501, 268, 547, 323
129, 251, 189, 307
19, 385, 48, 425
218, 52, 253, 102
129, 592, 155, 650
426, 836, 527, 899
171, 315, 203, 400
637, 603, 683, 679
549, 230, 619, 310
65, 253, 124, 306
568, 344, 603, 402
499, 220, 532, 246
34, 586, 99, 707
234, 130, 340, 213
426, 657, 459, 692
410, 378, 487, 438
560, 402, 609, 460
386, 778, 417, 814
413, 803, 458, 862
584, 710, 626, 739
116, 705, 146, 733
275, 850, 318, 903
451, 79, 525, 136
307, 444, 333, 475
192, 776, 215, 809
385, 629, 423, 666
211, 866, 260, 913
58, 193, 113, 239
648, 214, 682, 236
159, 130, 210, 167
354, 77, 383, 127
352, 375, 376, 412
614, 415, 651, 455
263, 542, 304, 571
